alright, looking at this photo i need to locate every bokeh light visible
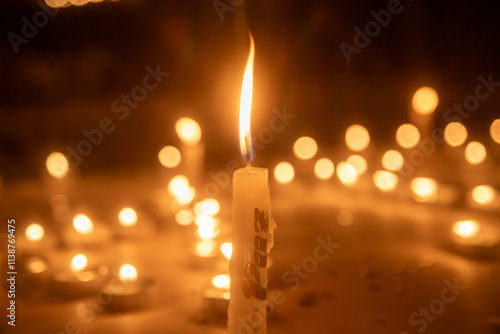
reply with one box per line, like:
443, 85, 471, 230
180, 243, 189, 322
196, 215, 220, 239
46, 152, 69, 179
220, 242, 233, 260
293, 136, 318, 160
314, 158, 335, 180
410, 177, 437, 202
345, 125, 370, 152
465, 141, 486, 165
444, 122, 468, 147
175, 209, 194, 226
471, 185, 495, 205
337, 210, 354, 227
119, 264, 138, 282
194, 199, 220, 216
118, 207, 137, 226
212, 274, 231, 290
346, 154, 367, 175
71, 254, 88, 272
453, 220, 479, 239
195, 239, 217, 257
274, 162, 295, 184
168, 175, 195, 204
25, 223, 44, 242
373, 170, 398, 192
381, 150, 404, 172
491, 119, 500, 144
412, 86, 439, 115
25, 256, 48, 274
396, 124, 420, 149
158, 146, 181, 168
336, 161, 358, 186
73, 214, 94, 235
175, 117, 202, 145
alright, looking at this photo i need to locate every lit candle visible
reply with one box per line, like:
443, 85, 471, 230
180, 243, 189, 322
63, 213, 111, 246
115, 207, 153, 239
228, 34, 276, 334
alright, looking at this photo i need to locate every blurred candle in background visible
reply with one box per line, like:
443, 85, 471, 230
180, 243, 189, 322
175, 117, 205, 188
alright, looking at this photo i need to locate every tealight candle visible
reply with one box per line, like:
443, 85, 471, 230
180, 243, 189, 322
49, 254, 104, 299
115, 207, 153, 239
450, 220, 499, 257
17, 223, 57, 254
101, 264, 156, 311
228, 34, 276, 334
202, 274, 231, 316
63, 213, 111, 247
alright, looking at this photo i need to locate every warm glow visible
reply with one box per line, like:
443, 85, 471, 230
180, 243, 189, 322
119, 264, 138, 282
410, 177, 437, 202
491, 119, 500, 144
346, 155, 367, 175
46, 152, 69, 179
25, 223, 44, 242
118, 207, 137, 226
345, 124, 370, 152
168, 175, 195, 204
158, 146, 181, 168
212, 274, 231, 290
71, 254, 88, 272
25, 256, 48, 274
453, 220, 479, 239
444, 122, 468, 147
381, 149, 404, 172
373, 170, 398, 192
73, 214, 94, 235
194, 199, 220, 216
293, 136, 318, 160
471, 185, 496, 205
175, 209, 194, 226
412, 86, 439, 115
314, 158, 334, 180
336, 161, 358, 186
239, 34, 255, 163
195, 239, 217, 257
274, 162, 295, 184
465, 141, 486, 165
396, 124, 420, 149
337, 210, 354, 227
175, 118, 201, 146
196, 215, 220, 239
221, 242, 233, 260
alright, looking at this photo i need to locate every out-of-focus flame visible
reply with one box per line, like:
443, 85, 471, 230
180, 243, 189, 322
453, 220, 479, 239
46, 152, 69, 179
274, 162, 295, 184
71, 254, 88, 272
26, 223, 44, 242
239, 34, 255, 164
118, 207, 137, 226
212, 274, 231, 290
119, 264, 138, 282
73, 214, 94, 235
175, 118, 202, 145
220, 242, 233, 260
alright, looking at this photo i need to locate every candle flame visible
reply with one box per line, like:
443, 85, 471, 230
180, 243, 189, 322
119, 264, 138, 282
71, 254, 88, 273
239, 33, 255, 164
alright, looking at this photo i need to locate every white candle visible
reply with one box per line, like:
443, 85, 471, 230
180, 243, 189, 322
228, 33, 276, 334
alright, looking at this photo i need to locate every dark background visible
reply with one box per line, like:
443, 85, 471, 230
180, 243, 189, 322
0, 0, 499, 180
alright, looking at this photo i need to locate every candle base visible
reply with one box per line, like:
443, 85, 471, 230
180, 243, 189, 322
101, 278, 157, 312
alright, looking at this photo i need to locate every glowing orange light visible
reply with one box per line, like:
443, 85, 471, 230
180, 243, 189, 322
239, 34, 255, 163
471, 185, 495, 205
71, 254, 88, 272
175, 210, 194, 226
212, 274, 231, 290
491, 119, 500, 144
73, 214, 94, 235
444, 122, 467, 147
346, 155, 367, 175
195, 239, 217, 257
274, 162, 294, 184
453, 220, 479, 239
194, 199, 220, 216
396, 124, 420, 149
465, 141, 486, 165
221, 242, 233, 260
345, 125, 370, 152
314, 158, 334, 180
336, 161, 358, 186
46, 152, 69, 179
373, 170, 398, 192
293, 137, 318, 160
26, 223, 44, 241
118, 207, 137, 227
119, 264, 138, 282
158, 146, 181, 168
175, 118, 202, 145
381, 150, 404, 172
412, 87, 439, 115
410, 177, 437, 202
